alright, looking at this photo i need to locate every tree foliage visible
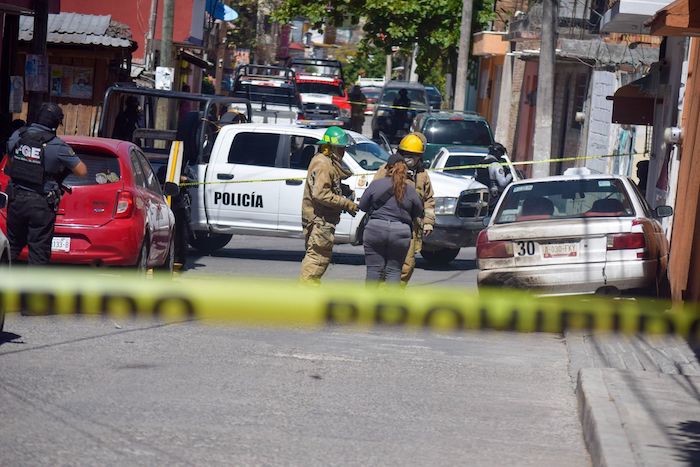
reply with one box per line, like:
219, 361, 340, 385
273, 0, 495, 83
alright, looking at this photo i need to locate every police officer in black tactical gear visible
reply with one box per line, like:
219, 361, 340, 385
5, 102, 87, 265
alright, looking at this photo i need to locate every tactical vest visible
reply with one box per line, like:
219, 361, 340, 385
8, 128, 54, 193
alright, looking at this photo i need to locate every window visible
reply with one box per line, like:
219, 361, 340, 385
572, 73, 588, 129
380, 88, 429, 109
444, 155, 489, 184
64, 151, 121, 186
289, 136, 320, 170
233, 81, 298, 106
424, 119, 493, 146
297, 82, 344, 97
228, 132, 280, 167
345, 141, 390, 171
135, 150, 162, 195
495, 179, 633, 224
130, 152, 147, 188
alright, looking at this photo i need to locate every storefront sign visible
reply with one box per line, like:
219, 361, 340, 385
50, 65, 94, 99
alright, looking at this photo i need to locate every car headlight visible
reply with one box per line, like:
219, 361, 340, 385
434, 197, 458, 215
339, 107, 351, 118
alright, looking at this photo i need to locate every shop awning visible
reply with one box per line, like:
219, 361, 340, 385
649, 0, 700, 36
178, 49, 213, 69
606, 73, 661, 125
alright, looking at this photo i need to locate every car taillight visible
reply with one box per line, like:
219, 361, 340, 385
114, 191, 134, 219
476, 230, 513, 259
607, 232, 647, 258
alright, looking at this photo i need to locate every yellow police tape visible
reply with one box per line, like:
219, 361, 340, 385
2, 268, 698, 342
179, 152, 645, 188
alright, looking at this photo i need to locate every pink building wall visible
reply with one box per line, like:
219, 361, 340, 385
60, 0, 197, 59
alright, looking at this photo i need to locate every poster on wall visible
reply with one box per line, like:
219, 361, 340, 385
9, 76, 24, 113
233, 48, 250, 67
25, 54, 48, 92
50, 65, 94, 99
155, 67, 174, 90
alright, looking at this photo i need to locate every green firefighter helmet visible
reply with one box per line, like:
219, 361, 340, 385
317, 126, 349, 147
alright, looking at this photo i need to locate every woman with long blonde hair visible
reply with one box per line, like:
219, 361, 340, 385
359, 153, 423, 283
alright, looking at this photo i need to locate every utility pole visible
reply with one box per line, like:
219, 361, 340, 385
144, 0, 158, 72
160, 0, 175, 69
453, 0, 473, 112
531, 0, 558, 178
385, 54, 392, 82
409, 44, 418, 83
27, 0, 49, 124
214, 22, 228, 95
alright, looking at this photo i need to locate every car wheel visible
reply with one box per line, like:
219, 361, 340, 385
421, 247, 460, 265
0, 249, 9, 270
156, 237, 175, 276
189, 231, 232, 253
136, 240, 150, 275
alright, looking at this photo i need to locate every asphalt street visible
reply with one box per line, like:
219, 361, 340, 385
0, 232, 591, 465
1, 314, 589, 465
1, 119, 588, 464
184, 235, 478, 288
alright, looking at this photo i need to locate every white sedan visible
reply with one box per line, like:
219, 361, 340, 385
476, 169, 673, 297
430, 146, 520, 186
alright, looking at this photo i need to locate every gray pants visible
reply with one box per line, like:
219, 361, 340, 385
363, 218, 412, 283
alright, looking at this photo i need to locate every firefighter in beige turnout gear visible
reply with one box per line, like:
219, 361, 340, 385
373, 133, 435, 284
300, 126, 359, 283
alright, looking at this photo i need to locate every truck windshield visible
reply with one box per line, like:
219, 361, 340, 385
233, 82, 297, 106
425, 119, 493, 146
379, 89, 429, 109
297, 82, 344, 96
345, 141, 390, 171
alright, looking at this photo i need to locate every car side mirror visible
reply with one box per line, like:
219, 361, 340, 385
163, 182, 180, 197
0, 192, 7, 209
654, 205, 673, 218
482, 216, 491, 227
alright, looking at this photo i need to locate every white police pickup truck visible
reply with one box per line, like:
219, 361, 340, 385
230, 64, 302, 124
189, 124, 491, 264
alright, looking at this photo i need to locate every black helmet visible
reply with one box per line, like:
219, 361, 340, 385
36, 102, 64, 130
488, 142, 506, 158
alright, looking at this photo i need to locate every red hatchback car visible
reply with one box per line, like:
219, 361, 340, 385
0, 136, 176, 271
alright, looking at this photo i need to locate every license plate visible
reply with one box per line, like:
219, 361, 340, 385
51, 237, 70, 252
542, 242, 577, 258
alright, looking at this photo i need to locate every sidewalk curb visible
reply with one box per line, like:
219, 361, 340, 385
577, 368, 636, 467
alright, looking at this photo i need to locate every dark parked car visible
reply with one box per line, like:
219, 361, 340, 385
424, 85, 442, 111
412, 111, 495, 164
371, 81, 429, 142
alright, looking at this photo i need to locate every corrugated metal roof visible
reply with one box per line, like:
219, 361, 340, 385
19, 13, 133, 48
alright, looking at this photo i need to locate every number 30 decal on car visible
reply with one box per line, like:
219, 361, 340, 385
516, 241, 535, 256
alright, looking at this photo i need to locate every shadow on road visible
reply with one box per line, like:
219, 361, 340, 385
187, 248, 478, 272
672, 420, 700, 464
418, 258, 477, 271
0, 331, 23, 346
